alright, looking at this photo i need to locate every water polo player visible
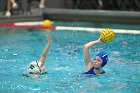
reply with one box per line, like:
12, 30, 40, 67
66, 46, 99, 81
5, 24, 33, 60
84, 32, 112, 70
26, 34, 52, 76
83, 28, 114, 75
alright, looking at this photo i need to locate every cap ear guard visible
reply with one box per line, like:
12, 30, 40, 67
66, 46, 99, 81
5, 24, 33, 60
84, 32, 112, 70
29, 64, 35, 69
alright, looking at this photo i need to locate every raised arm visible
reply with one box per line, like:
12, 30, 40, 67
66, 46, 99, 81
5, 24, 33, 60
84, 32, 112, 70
83, 38, 102, 65
39, 34, 52, 67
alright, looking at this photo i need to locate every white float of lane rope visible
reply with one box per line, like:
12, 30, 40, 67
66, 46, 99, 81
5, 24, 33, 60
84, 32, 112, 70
56, 26, 140, 34
15, 21, 140, 34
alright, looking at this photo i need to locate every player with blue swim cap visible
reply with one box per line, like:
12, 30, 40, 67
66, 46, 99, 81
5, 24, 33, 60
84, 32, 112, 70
83, 28, 114, 75
83, 39, 108, 75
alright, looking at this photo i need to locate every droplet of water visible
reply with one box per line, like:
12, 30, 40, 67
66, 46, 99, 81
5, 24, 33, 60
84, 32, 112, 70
13, 53, 18, 56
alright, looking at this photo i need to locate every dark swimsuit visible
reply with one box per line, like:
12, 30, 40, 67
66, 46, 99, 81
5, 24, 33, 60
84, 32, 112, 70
83, 66, 105, 75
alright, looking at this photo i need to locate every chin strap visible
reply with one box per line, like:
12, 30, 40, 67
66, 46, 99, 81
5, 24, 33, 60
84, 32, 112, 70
94, 68, 99, 70
93, 66, 100, 70
36, 61, 42, 75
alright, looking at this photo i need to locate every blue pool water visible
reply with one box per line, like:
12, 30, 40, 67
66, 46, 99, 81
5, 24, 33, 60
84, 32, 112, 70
0, 22, 140, 93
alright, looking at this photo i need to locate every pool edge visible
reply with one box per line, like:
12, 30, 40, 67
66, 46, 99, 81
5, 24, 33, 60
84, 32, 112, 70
0, 8, 140, 25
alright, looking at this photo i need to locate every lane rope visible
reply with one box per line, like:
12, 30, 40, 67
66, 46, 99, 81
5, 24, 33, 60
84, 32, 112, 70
0, 22, 55, 30
0, 21, 140, 34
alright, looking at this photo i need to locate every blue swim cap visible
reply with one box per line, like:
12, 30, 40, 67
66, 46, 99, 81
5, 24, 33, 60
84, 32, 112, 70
96, 52, 108, 67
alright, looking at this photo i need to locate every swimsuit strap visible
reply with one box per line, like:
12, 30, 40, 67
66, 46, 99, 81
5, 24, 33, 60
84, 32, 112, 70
83, 67, 95, 75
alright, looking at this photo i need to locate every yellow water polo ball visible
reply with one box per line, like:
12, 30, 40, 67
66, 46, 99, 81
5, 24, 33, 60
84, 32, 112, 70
42, 19, 52, 27
100, 28, 115, 43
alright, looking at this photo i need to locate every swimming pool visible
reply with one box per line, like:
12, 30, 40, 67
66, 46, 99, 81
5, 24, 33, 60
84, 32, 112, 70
0, 22, 140, 93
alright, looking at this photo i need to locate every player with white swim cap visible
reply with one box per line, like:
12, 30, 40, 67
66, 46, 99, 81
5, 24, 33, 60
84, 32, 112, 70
26, 34, 52, 76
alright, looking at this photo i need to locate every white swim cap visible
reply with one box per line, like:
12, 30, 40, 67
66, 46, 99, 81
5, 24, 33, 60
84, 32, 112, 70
27, 61, 47, 75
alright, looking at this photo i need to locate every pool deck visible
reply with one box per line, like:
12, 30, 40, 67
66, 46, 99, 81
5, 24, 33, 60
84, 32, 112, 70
0, 8, 140, 25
